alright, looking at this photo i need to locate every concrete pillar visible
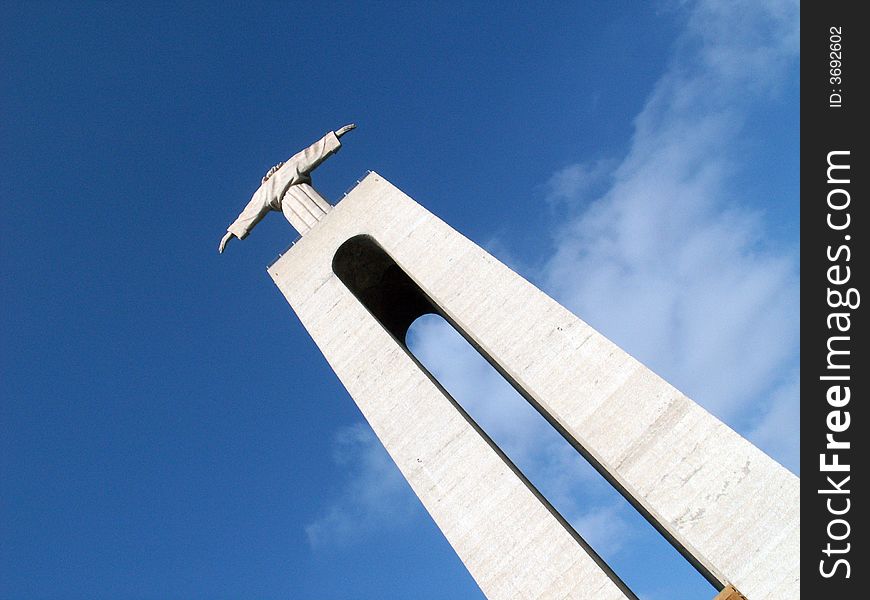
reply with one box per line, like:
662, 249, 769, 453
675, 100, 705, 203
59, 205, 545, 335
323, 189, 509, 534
268, 173, 799, 599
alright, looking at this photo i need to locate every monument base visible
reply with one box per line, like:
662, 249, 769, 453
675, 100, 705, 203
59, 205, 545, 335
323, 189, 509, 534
268, 172, 798, 599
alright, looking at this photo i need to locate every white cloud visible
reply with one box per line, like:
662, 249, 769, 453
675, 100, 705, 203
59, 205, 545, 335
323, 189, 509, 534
545, 158, 617, 206
570, 504, 635, 558
542, 0, 799, 471
746, 371, 800, 465
304, 423, 416, 548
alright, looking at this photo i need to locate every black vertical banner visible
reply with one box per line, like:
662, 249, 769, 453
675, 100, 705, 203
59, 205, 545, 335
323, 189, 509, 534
802, 3, 865, 597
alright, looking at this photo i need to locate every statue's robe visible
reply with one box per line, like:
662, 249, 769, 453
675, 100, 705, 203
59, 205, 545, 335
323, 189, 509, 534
227, 131, 341, 238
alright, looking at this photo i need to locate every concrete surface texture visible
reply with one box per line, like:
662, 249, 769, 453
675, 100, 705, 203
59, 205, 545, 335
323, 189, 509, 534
268, 172, 799, 599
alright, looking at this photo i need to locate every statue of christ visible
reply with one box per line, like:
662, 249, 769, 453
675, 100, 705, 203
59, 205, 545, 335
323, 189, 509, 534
219, 123, 356, 253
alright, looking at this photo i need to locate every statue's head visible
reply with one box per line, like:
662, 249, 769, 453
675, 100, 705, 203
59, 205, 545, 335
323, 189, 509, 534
262, 161, 285, 184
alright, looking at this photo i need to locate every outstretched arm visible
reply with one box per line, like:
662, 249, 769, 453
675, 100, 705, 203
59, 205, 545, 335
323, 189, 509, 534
218, 186, 273, 253
284, 125, 354, 177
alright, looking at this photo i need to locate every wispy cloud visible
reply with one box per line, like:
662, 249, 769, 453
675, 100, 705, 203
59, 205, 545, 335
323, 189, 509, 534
304, 423, 416, 548
545, 158, 618, 206
542, 0, 799, 470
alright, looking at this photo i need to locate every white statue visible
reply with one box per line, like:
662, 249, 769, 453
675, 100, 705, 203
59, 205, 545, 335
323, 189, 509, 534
219, 123, 356, 253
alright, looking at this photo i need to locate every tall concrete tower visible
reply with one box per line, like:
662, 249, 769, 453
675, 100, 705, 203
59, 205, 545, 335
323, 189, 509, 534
267, 172, 799, 600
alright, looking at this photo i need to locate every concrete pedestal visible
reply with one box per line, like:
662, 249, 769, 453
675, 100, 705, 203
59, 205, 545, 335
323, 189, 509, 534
268, 173, 799, 599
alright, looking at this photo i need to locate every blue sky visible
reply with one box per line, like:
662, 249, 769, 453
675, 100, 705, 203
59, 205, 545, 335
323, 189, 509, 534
2, 2, 798, 599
